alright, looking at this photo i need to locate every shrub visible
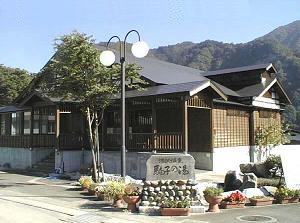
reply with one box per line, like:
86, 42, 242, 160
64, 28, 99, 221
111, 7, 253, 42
257, 178, 285, 188
79, 176, 93, 189
274, 187, 291, 202
203, 187, 223, 197
124, 184, 141, 196
103, 180, 126, 200
222, 191, 246, 203
264, 155, 283, 178
161, 199, 191, 208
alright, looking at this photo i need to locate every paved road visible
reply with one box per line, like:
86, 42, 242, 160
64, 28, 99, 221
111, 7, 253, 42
0, 198, 69, 223
1, 171, 300, 223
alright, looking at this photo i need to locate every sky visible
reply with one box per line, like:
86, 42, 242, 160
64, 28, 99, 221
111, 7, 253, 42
0, 0, 300, 73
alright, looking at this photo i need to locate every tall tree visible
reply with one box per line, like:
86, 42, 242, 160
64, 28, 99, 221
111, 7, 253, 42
0, 65, 32, 105
40, 32, 143, 180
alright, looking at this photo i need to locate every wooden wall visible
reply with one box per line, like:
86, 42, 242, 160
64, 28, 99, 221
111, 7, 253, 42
212, 106, 250, 148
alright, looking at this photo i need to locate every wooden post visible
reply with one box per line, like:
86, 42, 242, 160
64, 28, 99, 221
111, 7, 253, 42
55, 107, 60, 150
249, 109, 255, 162
152, 97, 157, 149
30, 107, 34, 149
183, 98, 188, 153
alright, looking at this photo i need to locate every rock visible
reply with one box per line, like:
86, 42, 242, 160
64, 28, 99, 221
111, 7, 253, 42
144, 181, 151, 186
253, 163, 268, 178
239, 173, 257, 191
177, 191, 184, 196
148, 196, 155, 202
224, 170, 243, 192
139, 206, 160, 215
174, 186, 179, 191
185, 190, 191, 196
179, 185, 186, 190
169, 196, 174, 201
169, 190, 176, 196
149, 191, 156, 197
148, 187, 155, 192
142, 195, 148, 201
175, 197, 180, 201
164, 191, 169, 197
161, 186, 167, 191
190, 206, 206, 213
157, 191, 164, 197
177, 180, 186, 186
242, 188, 264, 198
151, 181, 159, 187
143, 190, 149, 196
167, 185, 173, 190
154, 187, 160, 192
240, 163, 255, 174
141, 201, 150, 206
186, 185, 191, 190
150, 202, 157, 206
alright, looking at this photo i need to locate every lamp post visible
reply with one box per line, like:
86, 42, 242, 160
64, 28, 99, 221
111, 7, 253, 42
100, 30, 149, 177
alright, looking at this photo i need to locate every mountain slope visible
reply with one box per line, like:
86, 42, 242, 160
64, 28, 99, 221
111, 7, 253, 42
151, 21, 300, 128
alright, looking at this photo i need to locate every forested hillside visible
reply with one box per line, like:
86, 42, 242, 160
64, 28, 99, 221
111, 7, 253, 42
152, 20, 300, 128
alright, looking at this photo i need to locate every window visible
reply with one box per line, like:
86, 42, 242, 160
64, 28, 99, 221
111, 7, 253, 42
11, 112, 21, 135
0, 114, 7, 135
33, 108, 55, 135
24, 111, 31, 135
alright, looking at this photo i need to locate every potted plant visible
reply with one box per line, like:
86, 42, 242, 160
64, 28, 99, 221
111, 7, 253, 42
78, 176, 93, 190
220, 191, 246, 209
95, 184, 107, 201
288, 189, 300, 203
274, 187, 291, 204
203, 186, 223, 213
249, 196, 274, 206
160, 199, 191, 216
88, 182, 98, 195
122, 184, 141, 212
103, 180, 126, 208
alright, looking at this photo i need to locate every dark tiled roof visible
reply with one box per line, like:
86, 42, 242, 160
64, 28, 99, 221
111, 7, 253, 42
236, 78, 275, 97
96, 45, 207, 85
125, 80, 209, 98
0, 105, 30, 113
203, 63, 274, 77
212, 82, 240, 97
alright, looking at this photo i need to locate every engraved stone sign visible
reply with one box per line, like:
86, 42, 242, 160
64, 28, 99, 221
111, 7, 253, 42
146, 153, 195, 181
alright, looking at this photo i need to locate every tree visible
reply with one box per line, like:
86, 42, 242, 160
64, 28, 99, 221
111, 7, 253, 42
283, 104, 297, 127
255, 123, 290, 160
0, 65, 32, 105
40, 32, 143, 181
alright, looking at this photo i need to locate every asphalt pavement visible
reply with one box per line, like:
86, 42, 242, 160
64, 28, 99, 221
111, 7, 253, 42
0, 171, 300, 223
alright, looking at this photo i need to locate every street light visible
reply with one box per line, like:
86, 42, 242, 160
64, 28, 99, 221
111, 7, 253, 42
100, 30, 149, 177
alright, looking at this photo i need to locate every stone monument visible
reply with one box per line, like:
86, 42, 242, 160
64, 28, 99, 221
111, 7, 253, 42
146, 153, 195, 181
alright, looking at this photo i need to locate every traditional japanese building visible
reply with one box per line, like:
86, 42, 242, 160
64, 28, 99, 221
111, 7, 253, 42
0, 50, 291, 177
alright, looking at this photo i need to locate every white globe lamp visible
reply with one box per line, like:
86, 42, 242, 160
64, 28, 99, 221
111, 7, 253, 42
100, 50, 116, 66
131, 41, 149, 58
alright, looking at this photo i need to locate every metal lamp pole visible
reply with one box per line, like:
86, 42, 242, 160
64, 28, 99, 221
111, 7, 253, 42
101, 30, 148, 177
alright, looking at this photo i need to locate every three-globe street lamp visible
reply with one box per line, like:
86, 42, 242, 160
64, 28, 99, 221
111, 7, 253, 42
100, 30, 149, 177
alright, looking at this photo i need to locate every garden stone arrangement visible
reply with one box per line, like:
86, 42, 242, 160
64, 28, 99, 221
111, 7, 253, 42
140, 179, 200, 207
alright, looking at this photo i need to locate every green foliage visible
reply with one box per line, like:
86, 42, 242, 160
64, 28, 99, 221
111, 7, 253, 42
152, 21, 300, 128
39, 31, 144, 181
264, 155, 283, 178
78, 175, 94, 189
257, 178, 284, 188
103, 180, 126, 200
255, 123, 290, 155
203, 186, 223, 197
0, 65, 32, 105
274, 187, 291, 202
161, 199, 191, 208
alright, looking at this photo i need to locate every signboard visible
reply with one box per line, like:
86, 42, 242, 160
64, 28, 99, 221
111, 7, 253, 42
280, 152, 300, 189
146, 153, 195, 181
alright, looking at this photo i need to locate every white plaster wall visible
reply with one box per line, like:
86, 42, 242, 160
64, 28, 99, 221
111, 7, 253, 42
212, 146, 251, 173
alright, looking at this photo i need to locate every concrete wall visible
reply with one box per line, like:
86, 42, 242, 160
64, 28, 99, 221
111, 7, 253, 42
0, 147, 53, 169
189, 152, 213, 170
55, 150, 152, 179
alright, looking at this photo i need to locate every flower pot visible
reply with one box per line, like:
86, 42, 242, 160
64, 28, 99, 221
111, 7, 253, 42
123, 195, 140, 212
160, 208, 191, 216
204, 195, 223, 213
220, 201, 245, 209
87, 188, 95, 195
289, 197, 299, 203
113, 194, 124, 208
96, 192, 105, 201
275, 198, 290, 204
249, 197, 274, 206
